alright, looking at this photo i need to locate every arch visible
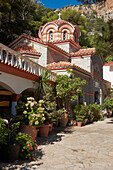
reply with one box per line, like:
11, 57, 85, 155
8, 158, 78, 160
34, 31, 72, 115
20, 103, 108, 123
59, 25, 73, 34
93, 62, 100, 82
0, 81, 15, 93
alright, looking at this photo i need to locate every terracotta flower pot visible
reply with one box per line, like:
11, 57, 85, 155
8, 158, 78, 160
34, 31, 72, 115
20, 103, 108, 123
60, 117, 68, 127
39, 125, 49, 137
84, 118, 88, 125
20, 125, 38, 141
1, 145, 20, 162
60, 112, 68, 127
77, 122, 82, 127
89, 118, 93, 123
49, 123, 53, 132
107, 109, 112, 118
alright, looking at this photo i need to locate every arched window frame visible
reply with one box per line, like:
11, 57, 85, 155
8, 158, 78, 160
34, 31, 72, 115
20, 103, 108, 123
49, 31, 53, 41
63, 31, 67, 40
93, 63, 100, 82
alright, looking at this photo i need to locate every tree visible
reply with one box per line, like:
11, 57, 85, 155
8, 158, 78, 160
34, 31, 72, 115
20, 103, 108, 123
55, 69, 86, 111
77, 0, 106, 4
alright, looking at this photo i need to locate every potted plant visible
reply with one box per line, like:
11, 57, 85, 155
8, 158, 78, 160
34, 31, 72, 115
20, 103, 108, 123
18, 97, 45, 141
76, 116, 83, 127
102, 97, 113, 118
0, 118, 20, 162
55, 71, 86, 127
74, 105, 85, 127
16, 132, 38, 160
72, 120, 76, 126
88, 103, 100, 121
79, 105, 89, 125
89, 113, 94, 123
60, 109, 68, 127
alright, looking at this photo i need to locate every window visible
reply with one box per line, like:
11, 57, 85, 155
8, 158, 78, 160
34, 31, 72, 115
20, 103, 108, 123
49, 31, 53, 41
63, 31, 67, 40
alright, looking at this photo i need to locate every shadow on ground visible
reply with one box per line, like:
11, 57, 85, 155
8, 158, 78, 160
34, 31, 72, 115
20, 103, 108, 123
37, 126, 74, 146
106, 118, 113, 124
0, 149, 44, 170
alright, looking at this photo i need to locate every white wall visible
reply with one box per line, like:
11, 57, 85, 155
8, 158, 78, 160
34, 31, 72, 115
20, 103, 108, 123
103, 65, 113, 86
0, 72, 38, 94
71, 55, 91, 72
56, 43, 70, 53
34, 42, 47, 66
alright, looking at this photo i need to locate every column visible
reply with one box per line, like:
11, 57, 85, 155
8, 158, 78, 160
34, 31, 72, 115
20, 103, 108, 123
100, 89, 103, 106
5, 51, 9, 63
11, 54, 14, 65
11, 94, 21, 116
0, 48, 3, 60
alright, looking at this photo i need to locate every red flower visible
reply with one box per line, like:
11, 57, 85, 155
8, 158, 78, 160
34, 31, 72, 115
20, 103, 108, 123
36, 145, 38, 149
30, 147, 33, 150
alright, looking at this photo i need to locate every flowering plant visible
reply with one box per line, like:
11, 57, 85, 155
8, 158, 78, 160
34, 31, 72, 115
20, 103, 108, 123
72, 120, 76, 126
22, 97, 45, 128
0, 118, 9, 147
16, 132, 38, 160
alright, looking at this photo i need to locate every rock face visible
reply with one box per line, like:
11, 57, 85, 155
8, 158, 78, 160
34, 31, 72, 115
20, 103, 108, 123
55, 0, 113, 22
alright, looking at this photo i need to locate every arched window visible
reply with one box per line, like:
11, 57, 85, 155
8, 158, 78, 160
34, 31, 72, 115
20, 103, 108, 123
94, 64, 100, 82
63, 31, 67, 40
49, 31, 53, 41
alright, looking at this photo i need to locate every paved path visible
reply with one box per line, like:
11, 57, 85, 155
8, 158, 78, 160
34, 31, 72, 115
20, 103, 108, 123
1, 118, 113, 170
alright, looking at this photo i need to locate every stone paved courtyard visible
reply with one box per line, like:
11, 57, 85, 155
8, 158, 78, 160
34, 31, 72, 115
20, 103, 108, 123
1, 118, 113, 170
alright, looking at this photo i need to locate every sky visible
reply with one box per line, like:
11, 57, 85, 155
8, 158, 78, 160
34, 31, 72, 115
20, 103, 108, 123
40, 0, 81, 9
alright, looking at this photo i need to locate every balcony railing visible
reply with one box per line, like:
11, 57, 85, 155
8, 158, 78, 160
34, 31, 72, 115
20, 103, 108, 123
0, 43, 55, 81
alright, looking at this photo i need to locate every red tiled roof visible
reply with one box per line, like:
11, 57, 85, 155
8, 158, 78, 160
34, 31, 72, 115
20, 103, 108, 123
9, 33, 43, 48
71, 48, 95, 56
14, 44, 41, 55
47, 61, 72, 68
46, 61, 91, 76
104, 62, 113, 66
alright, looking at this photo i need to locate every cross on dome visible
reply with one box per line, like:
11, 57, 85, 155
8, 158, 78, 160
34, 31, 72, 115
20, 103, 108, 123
58, 12, 61, 20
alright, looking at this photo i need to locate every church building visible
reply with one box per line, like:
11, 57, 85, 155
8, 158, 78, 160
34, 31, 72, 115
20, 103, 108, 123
6, 14, 110, 106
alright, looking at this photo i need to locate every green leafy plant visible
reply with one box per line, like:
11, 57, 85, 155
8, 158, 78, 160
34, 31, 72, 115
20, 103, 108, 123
102, 97, 113, 110
16, 132, 38, 160
74, 105, 85, 122
43, 92, 63, 124
88, 103, 100, 121
55, 69, 86, 111
0, 118, 9, 148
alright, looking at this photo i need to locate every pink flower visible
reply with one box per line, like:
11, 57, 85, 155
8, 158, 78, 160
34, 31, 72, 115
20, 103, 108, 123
3, 119, 8, 124
30, 102, 34, 107
27, 142, 29, 144
29, 157, 31, 159
27, 144, 30, 147
36, 145, 38, 149
30, 147, 33, 150
35, 153, 37, 156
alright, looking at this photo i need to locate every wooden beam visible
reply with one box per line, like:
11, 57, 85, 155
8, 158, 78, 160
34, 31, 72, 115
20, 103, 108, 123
0, 91, 12, 96
0, 101, 10, 107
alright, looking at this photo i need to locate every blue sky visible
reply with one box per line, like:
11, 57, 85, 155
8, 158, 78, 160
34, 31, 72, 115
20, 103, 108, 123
40, 0, 81, 9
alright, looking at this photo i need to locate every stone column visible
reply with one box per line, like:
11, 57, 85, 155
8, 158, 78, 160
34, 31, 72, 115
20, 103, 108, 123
100, 89, 103, 106
0, 48, 3, 60
11, 94, 21, 116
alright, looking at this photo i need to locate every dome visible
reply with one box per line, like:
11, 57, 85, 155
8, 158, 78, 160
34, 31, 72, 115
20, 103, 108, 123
38, 18, 81, 44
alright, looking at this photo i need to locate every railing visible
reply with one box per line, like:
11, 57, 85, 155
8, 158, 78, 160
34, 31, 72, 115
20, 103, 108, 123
0, 43, 55, 81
